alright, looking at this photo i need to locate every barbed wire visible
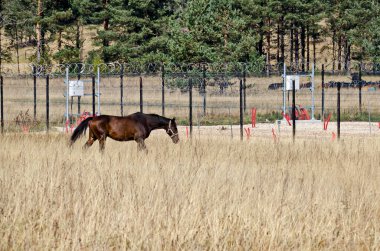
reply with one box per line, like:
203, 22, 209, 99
1, 61, 380, 77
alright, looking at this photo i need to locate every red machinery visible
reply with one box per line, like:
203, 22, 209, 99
288, 105, 310, 120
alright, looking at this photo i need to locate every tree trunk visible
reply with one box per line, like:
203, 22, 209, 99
295, 26, 299, 72
41, 26, 46, 60
36, 0, 42, 63
257, 21, 264, 56
280, 16, 285, 65
290, 25, 293, 66
306, 26, 310, 71
257, 34, 263, 56
223, 10, 229, 52
76, 20, 84, 62
58, 30, 62, 50
57, 30, 62, 64
276, 23, 280, 64
103, 0, 109, 47
332, 30, 336, 73
344, 38, 350, 72
313, 34, 316, 67
338, 35, 342, 71
301, 26, 305, 72
103, 0, 110, 61
15, 24, 20, 74
266, 18, 271, 72
80, 23, 84, 62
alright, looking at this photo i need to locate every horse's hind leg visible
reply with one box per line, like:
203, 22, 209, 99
83, 128, 97, 149
99, 134, 107, 153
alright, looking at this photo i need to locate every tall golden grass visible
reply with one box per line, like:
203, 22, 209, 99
1, 132, 379, 250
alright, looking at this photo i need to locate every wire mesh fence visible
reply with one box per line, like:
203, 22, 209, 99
0, 62, 380, 134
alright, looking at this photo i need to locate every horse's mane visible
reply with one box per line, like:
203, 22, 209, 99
146, 113, 170, 123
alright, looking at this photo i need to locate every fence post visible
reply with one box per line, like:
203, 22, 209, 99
139, 76, 143, 113
77, 74, 81, 116
337, 82, 341, 140
189, 78, 193, 137
282, 63, 287, 117
243, 68, 246, 113
92, 75, 96, 116
65, 67, 69, 123
322, 64, 325, 119
46, 74, 49, 132
33, 65, 37, 121
359, 66, 362, 113
240, 78, 243, 141
97, 67, 101, 115
202, 64, 206, 116
1, 75, 3, 133
292, 79, 296, 142
120, 64, 124, 116
161, 64, 165, 116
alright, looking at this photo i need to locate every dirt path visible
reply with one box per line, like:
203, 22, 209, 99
176, 121, 380, 140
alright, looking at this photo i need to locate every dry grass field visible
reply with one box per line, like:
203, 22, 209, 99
1, 130, 380, 250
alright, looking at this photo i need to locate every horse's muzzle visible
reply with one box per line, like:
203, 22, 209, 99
172, 136, 180, 144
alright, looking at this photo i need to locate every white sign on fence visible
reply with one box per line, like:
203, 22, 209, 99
286, 75, 300, 91
69, 80, 84, 96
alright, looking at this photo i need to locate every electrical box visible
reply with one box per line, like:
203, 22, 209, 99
286, 75, 300, 91
69, 80, 84, 97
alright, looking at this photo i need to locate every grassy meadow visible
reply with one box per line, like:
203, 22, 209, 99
1, 132, 380, 250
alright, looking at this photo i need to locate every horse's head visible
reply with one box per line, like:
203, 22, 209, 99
166, 118, 179, 143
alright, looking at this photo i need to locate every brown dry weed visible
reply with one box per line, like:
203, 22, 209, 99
0, 133, 380, 250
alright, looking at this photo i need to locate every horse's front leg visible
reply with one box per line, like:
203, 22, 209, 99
136, 138, 147, 152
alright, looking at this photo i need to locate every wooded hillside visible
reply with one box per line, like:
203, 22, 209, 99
0, 0, 379, 71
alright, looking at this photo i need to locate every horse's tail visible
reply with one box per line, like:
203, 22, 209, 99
70, 117, 93, 145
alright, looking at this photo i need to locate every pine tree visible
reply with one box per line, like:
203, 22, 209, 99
167, 0, 262, 64
1, 0, 35, 68
88, 0, 177, 63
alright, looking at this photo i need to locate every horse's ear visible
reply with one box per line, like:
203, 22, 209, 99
172, 117, 176, 121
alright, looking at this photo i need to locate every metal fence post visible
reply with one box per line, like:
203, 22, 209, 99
65, 67, 69, 123
120, 64, 124, 116
140, 76, 143, 113
46, 74, 49, 132
77, 74, 81, 116
97, 66, 101, 115
92, 75, 95, 116
292, 79, 296, 142
161, 64, 165, 116
337, 82, 341, 140
202, 64, 206, 116
33, 65, 37, 121
282, 63, 287, 117
189, 78, 193, 137
311, 63, 315, 120
240, 78, 243, 141
1, 75, 3, 133
359, 66, 362, 113
243, 68, 246, 113
322, 64, 325, 119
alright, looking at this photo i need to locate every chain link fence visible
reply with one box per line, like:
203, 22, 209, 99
0, 62, 380, 134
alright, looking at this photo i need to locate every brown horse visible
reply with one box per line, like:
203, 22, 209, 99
70, 112, 179, 151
